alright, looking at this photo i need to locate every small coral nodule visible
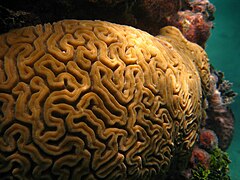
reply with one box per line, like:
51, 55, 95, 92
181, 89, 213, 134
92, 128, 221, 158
190, 146, 211, 169
199, 128, 218, 150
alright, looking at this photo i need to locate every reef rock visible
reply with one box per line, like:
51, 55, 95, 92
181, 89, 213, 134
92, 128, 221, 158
0, 20, 210, 179
0, 0, 215, 48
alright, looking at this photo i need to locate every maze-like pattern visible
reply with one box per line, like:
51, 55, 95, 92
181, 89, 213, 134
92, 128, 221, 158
0, 20, 210, 179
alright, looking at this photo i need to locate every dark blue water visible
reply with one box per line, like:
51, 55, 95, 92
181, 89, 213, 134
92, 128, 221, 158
206, 0, 240, 179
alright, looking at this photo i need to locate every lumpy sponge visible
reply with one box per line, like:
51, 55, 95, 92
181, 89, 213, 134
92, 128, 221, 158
0, 20, 210, 179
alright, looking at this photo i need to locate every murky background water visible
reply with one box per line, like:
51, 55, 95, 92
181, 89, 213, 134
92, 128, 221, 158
206, 0, 240, 179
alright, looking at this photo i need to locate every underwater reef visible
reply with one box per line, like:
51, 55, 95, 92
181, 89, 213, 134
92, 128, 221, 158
0, 0, 236, 179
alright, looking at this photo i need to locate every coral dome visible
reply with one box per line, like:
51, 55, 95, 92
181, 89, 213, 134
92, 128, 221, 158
0, 20, 210, 179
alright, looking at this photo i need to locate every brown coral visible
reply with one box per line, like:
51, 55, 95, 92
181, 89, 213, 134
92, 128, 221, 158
0, 20, 210, 179
165, 0, 215, 48
166, 10, 213, 48
203, 70, 235, 151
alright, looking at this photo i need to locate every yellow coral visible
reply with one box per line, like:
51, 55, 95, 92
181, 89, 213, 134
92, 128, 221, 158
0, 20, 210, 179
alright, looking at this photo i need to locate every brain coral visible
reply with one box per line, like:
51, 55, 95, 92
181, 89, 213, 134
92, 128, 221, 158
0, 20, 210, 179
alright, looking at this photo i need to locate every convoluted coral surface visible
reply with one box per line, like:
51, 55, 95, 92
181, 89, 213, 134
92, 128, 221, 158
0, 20, 210, 179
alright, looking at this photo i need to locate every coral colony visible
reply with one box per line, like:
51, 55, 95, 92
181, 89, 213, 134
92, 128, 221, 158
0, 0, 236, 179
0, 20, 210, 179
